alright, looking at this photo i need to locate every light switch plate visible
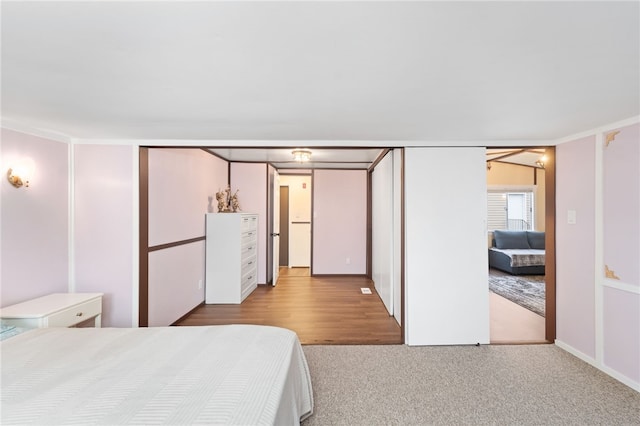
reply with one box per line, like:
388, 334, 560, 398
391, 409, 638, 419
567, 210, 577, 225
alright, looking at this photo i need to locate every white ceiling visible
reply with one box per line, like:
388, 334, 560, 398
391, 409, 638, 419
1, 1, 638, 151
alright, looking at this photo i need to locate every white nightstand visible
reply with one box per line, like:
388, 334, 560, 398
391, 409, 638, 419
0, 293, 103, 328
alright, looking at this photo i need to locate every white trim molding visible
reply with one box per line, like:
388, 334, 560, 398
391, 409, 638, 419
131, 145, 140, 327
68, 143, 76, 293
555, 115, 640, 146
555, 340, 640, 392
1, 118, 73, 144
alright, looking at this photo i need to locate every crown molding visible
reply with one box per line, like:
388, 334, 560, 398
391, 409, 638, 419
554, 115, 640, 145
1, 118, 73, 144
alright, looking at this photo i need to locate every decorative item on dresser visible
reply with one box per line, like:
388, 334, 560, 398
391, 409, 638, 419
205, 213, 258, 304
0, 293, 103, 328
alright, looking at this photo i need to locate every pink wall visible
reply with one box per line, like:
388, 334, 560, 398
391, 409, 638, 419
312, 169, 367, 274
556, 136, 597, 358
603, 123, 639, 285
148, 242, 206, 327
149, 149, 228, 246
148, 148, 228, 325
74, 144, 134, 327
1, 129, 69, 307
556, 122, 640, 390
230, 163, 268, 284
601, 122, 640, 385
603, 286, 640, 383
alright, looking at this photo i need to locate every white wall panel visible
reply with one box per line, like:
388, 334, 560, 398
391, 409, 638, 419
405, 147, 489, 345
289, 223, 311, 267
372, 151, 394, 314
393, 149, 403, 325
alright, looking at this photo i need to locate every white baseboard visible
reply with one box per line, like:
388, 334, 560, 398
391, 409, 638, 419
555, 339, 640, 392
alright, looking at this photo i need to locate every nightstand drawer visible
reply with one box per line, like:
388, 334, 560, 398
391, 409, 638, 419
0, 293, 103, 329
46, 298, 102, 327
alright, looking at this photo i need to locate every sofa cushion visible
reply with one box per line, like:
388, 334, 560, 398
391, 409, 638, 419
493, 230, 530, 249
527, 231, 545, 249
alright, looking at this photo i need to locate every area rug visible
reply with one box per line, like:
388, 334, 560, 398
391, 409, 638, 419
488, 268, 545, 317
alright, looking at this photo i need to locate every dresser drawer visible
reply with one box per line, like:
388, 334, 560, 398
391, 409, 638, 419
241, 269, 258, 290
241, 241, 257, 258
242, 254, 258, 276
241, 230, 257, 246
247, 215, 258, 231
240, 215, 258, 231
46, 298, 102, 327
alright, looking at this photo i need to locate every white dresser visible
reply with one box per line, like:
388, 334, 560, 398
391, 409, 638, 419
0, 293, 103, 328
205, 213, 258, 304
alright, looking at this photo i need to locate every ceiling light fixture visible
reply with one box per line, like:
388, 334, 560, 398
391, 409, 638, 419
292, 149, 312, 163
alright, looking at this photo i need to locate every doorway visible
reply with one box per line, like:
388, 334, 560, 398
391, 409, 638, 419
486, 147, 556, 344
278, 174, 312, 270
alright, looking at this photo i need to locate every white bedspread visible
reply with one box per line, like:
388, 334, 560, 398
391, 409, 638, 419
1, 325, 313, 425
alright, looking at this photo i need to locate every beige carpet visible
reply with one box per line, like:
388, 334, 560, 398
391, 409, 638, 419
302, 344, 640, 425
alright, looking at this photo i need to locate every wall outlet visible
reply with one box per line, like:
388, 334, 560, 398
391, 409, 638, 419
198, 279, 203, 289
346, 257, 351, 265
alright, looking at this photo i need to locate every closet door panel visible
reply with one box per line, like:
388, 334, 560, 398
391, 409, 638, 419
405, 147, 489, 345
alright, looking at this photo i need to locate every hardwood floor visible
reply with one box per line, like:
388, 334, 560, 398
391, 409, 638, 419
176, 267, 403, 345
177, 267, 545, 345
489, 292, 546, 344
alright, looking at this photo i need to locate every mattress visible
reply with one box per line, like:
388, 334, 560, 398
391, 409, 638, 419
1, 324, 313, 425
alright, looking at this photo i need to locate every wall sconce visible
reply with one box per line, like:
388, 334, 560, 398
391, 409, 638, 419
7, 168, 29, 188
292, 149, 312, 163
535, 155, 547, 169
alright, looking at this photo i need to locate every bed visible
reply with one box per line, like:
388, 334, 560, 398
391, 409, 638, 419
488, 230, 545, 275
1, 324, 314, 425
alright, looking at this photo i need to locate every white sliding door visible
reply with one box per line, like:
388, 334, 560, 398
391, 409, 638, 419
405, 147, 489, 345
393, 149, 403, 325
372, 151, 394, 314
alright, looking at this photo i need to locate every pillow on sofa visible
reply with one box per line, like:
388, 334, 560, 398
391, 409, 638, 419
527, 231, 545, 249
493, 230, 530, 249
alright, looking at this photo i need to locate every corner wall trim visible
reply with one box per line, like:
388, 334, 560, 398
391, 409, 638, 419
555, 340, 640, 392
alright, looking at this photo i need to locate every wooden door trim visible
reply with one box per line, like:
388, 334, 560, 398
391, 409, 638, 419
138, 147, 149, 327
544, 147, 556, 342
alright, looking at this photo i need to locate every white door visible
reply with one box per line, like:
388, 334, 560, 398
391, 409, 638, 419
405, 147, 490, 345
271, 170, 280, 286
507, 193, 526, 230
372, 152, 394, 315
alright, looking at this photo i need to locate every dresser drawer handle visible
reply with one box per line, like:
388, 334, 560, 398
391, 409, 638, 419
248, 261, 253, 265
248, 232, 253, 236
76, 312, 83, 317
247, 276, 253, 280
